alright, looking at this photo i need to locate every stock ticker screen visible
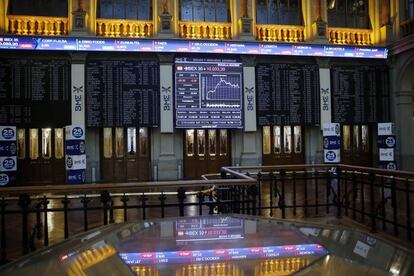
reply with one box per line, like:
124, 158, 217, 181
174, 58, 243, 129
175, 217, 244, 242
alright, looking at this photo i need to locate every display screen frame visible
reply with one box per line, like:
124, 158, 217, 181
175, 217, 245, 242
174, 57, 244, 129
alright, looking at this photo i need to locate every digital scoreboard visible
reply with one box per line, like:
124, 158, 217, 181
0, 58, 71, 127
175, 58, 243, 129
85, 59, 159, 127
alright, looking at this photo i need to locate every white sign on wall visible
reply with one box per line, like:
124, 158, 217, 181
243, 66, 257, 132
323, 123, 341, 163
319, 68, 331, 128
71, 64, 85, 126
0, 156, 17, 172
65, 154, 87, 171
0, 126, 16, 141
160, 64, 173, 133
353, 240, 370, 258
379, 148, 394, 161
378, 122, 393, 136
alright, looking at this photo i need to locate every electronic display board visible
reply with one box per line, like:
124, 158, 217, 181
118, 243, 327, 265
256, 63, 320, 125
0, 58, 70, 127
175, 58, 243, 129
85, 59, 159, 127
331, 65, 390, 124
175, 217, 244, 242
0, 36, 388, 59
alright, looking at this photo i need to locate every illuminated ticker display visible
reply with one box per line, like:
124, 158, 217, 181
175, 217, 244, 242
118, 244, 327, 265
175, 58, 243, 129
0, 36, 388, 59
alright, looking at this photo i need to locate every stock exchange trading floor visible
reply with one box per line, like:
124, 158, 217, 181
0, 215, 413, 276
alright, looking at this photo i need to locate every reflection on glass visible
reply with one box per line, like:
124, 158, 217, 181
361, 125, 369, 152
294, 126, 302, 153
103, 128, 113, 159
139, 128, 148, 156
343, 125, 351, 151
17, 128, 25, 159
186, 129, 194, 157
353, 125, 360, 152
197, 129, 205, 156
263, 126, 271, 155
219, 129, 227, 156
30, 129, 39, 160
284, 126, 292, 153
127, 128, 136, 155
115, 128, 124, 158
55, 128, 64, 159
208, 130, 216, 156
273, 126, 281, 154
42, 128, 52, 159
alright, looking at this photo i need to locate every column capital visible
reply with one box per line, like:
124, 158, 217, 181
70, 52, 87, 63
157, 53, 175, 64
241, 56, 256, 67
315, 57, 331, 68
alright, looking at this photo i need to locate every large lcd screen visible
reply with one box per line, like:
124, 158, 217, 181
174, 58, 243, 129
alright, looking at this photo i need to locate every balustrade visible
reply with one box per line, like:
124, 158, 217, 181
256, 24, 305, 42
328, 27, 372, 45
8, 15, 68, 36
178, 21, 232, 40
96, 18, 153, 38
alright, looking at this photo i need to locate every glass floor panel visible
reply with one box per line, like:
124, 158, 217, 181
0, 215, 413, 275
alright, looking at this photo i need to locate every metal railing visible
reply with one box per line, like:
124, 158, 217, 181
0, 164, 413, 263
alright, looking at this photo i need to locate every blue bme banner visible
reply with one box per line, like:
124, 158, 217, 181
0, 126, 17, 186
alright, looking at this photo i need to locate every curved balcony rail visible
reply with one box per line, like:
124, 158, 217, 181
328, 27, 372, 45
178, 21, 232, 40
0, 164, 412, 262
256, 24, 305, 42
401, 18, 414, 38
96, 18, 154, 38
8, 15, 68, 36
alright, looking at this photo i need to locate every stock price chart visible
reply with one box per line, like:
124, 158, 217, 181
175, 58, 243, 129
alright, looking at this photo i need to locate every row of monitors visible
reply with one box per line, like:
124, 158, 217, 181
0, 57, 388, 128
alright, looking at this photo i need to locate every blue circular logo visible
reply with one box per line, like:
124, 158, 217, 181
326, 151, 336, 162
66, 156, 73, 169
10, 142, 17, 155
323, 138, 329, 149
72, 127, 83, 139
79, 141, 85, 154
0, 173, 9, 186
385, 137, 395, 148
386, 162, 397, 170
1, 128, 15, 140
335, 124, 340, 135
2, 158, 15, 170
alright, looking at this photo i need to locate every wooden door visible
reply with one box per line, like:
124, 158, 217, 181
262, 125, 305, 166
184, 129, 231, 179
17, 128, 66, 185
101, 127, 150, 182
341, 124, 372, 166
